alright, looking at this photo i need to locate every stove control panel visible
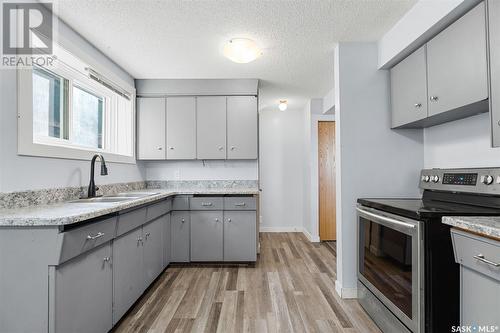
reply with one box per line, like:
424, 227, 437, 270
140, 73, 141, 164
420, 168, 500, 194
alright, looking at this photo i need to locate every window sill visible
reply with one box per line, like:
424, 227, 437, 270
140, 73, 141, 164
18, 141, 136, 164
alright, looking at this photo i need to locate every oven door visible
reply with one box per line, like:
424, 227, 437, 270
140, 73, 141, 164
357, 205, 422, 333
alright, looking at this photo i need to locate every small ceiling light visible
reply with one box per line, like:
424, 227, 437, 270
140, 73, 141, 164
223, 38, 262, 63
278, 100, 288, 111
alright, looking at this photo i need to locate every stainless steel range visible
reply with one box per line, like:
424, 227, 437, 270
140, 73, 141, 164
357, 168, 500, 333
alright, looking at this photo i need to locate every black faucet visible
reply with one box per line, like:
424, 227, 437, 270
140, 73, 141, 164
88, 154, 108, 198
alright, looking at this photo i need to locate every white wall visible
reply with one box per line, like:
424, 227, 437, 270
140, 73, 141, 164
334, 42, 424, 298
424, 113, 500, 168
0, 15, 145, 193
259, 108, 305, 232
144, 160, 258, 180
378, 0, 480, 68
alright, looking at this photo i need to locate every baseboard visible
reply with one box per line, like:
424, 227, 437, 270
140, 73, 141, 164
302, 229, 320, 242
335, 280, 358, 299
260, 226, 303, 232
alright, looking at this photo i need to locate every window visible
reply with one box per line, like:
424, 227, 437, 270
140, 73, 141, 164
18, 44, 136, 163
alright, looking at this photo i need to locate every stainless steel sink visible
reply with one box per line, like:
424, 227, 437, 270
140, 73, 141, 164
70, 196, 138, 203
110, 192, 160, 198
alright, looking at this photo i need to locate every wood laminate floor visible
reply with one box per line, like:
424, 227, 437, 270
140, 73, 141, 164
114, 233, 381, 333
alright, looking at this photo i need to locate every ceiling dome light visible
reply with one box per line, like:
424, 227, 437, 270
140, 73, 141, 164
278, 100, 288, 111
223, 38, 262, 63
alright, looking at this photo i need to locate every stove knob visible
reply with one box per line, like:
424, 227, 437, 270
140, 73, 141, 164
431, 175, 440, 183
482, 175, 494, 185
422, 175, 430, 183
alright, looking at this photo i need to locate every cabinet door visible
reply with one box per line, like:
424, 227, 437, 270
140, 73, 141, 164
227, 96, 258, 159
143, 217, 165, 286
53, 243, 112, 333
190, 211, 223, 261
390, 46, 428, 128
427, 2, 488, 116
166, 97, 196, 159
171, 211, 190, 262
224, 211, 257, 262
197, 96, 227, 159
137, 97, 166, 160
489, 0, 500, 147
461, 267, 500, 327
112, 228, 144, 325
164, 213, 171, 268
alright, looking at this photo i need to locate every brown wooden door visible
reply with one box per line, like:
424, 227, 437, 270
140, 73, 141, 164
318, 121, 336, 241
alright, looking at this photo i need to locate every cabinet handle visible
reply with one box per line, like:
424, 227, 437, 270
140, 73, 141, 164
201, 202, 213, 207
227, 218, 232, 223
145, 232, 151, 240
414, 103, 422, 108
473, 254, 500, 267
215, 218, 220, 222
235, 203, 246, 207
157, 147, 163, 150
169, 147, 174, 150
86, 232, 105, 240
429, 96, 439, 102
137, 236, 143, 245
230, 146, 236, 151
181, 218, 185, 223
103, 257, 111, 263
218, 146, 224, 151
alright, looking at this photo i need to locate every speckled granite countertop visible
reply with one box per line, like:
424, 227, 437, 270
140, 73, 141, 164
0, 188, 259, 227
442, 216, 500, 239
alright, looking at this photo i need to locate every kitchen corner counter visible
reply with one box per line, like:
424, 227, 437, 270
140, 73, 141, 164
0, 188, 259, 227
442, 216, 500, 239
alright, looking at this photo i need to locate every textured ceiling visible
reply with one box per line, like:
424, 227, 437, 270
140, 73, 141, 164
53, 0, 416, 111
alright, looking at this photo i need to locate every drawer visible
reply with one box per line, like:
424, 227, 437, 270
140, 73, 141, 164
452, 229, 500, 281
58, 217, 117, 264
117, 207, 147, 236
224, 196, 256, 210
190, 197, 223, 210
146, 199, 172, 222
172, 196, 190, 210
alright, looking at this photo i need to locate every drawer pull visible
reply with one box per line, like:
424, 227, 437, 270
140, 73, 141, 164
473, 254, 500, 267
86, 232, 105, 240
234, 203, 246, 207
201, 202, 213, 207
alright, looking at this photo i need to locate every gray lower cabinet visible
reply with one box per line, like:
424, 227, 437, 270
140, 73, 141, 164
224, 211, 257, 262
164, 213, 171, 267
190, 211, 224, 261
143, 217, 165, 286
390, 46, 428, 128
112, 228, 144, 325
51, 243, 113, 333
426, 1, 488, 117
171, 211, 190, 262
451, 229, 500, 327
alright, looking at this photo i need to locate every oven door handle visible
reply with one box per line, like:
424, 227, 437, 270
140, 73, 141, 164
356, 207, 416, 230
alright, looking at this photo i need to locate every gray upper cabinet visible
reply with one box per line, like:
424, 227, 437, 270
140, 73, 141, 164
51, 243, 113, 333
427, 2, 488, 117
190, 211, 224, 261
223, 211, 257, 262
143, 217, 164, 285
166, 97, 196, 159
197, 96, 227, 159
112, 228, 144, 325
227, 96, 258, 159
137, 97, 166, 160
489, 0, 500, 147
391, 46, 428, 128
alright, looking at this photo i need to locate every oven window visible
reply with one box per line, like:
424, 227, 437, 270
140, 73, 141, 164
359, 217, 413, 319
